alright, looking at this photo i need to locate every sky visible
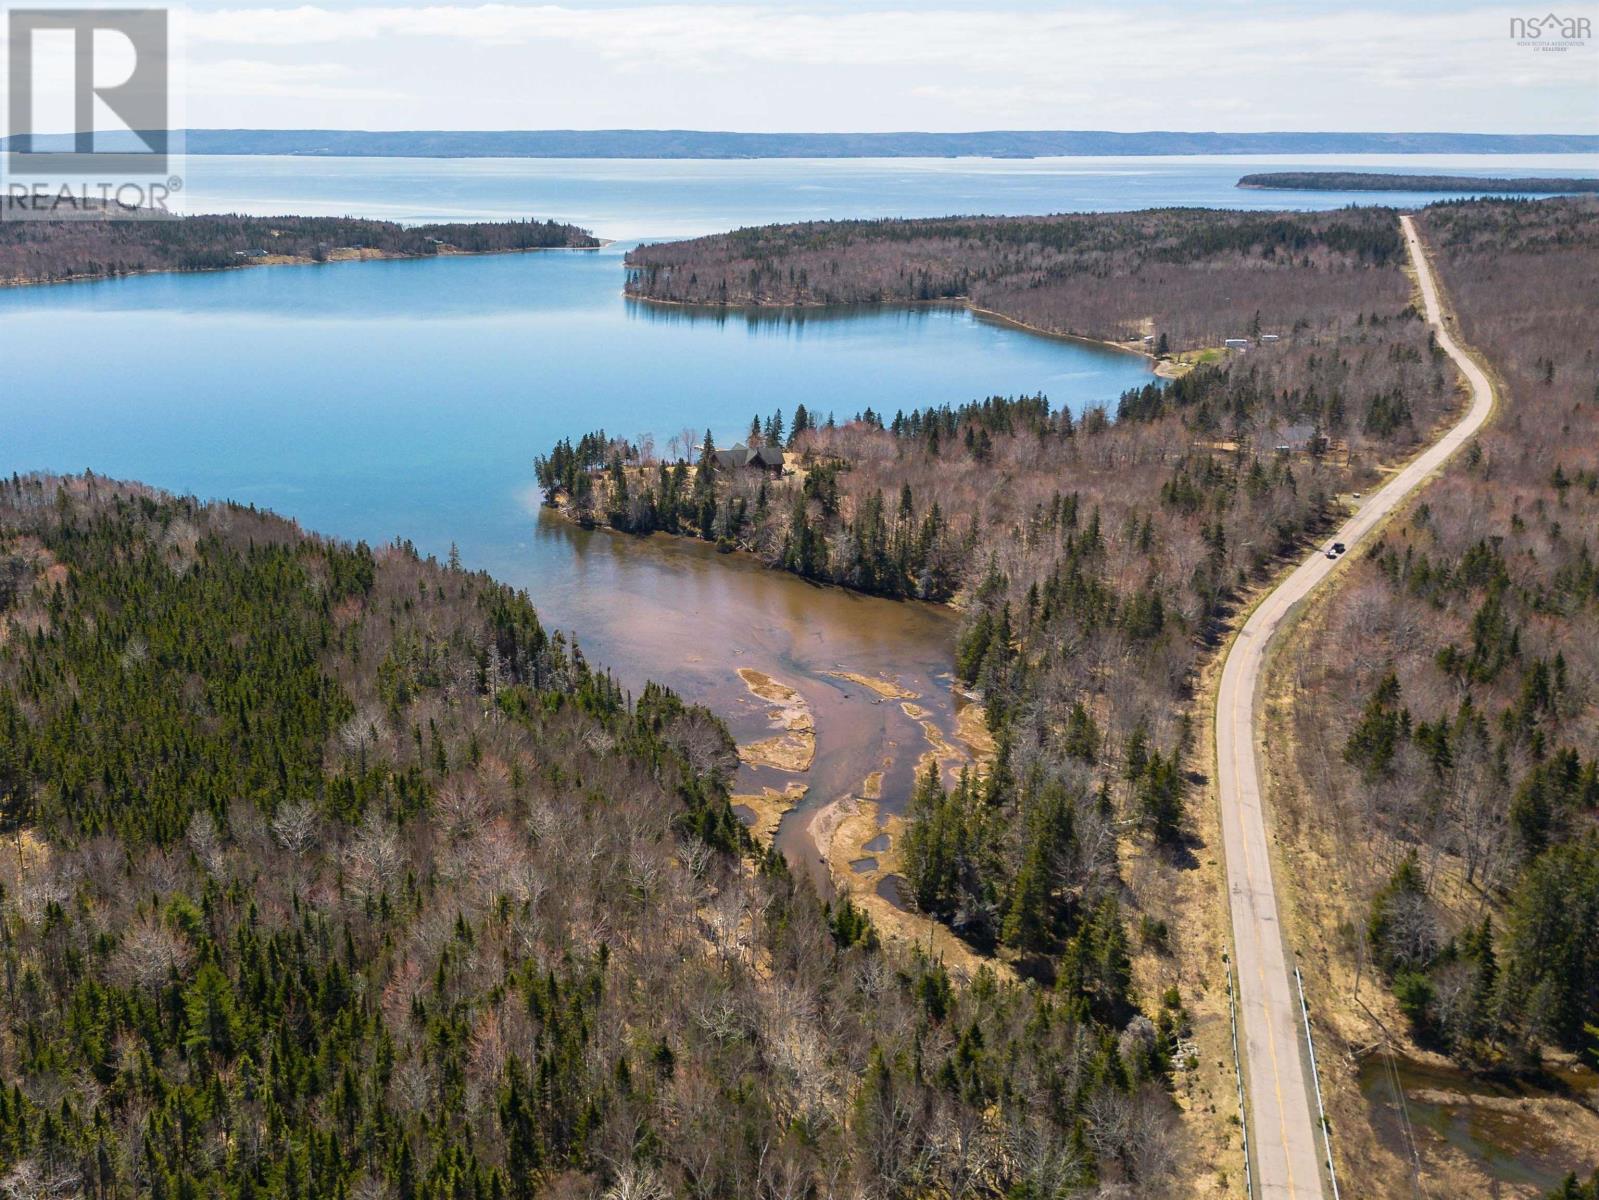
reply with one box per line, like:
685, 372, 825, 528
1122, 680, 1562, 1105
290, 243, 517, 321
11, 0, 1599, 133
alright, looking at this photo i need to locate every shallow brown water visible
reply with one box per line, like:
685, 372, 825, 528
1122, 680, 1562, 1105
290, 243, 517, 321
527, 510, 962, 891
1357, 1052, 1599, 1192
875, 875, 910, 911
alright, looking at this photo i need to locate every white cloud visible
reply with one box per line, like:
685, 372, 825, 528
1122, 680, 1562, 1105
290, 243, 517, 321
159, 1, 1599, 131
190, 58, 406, 99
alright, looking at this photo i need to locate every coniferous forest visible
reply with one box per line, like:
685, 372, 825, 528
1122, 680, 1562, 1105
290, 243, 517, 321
551, 198, 1599, 1192
0, 474, 1184, 1199
6, 197, 1597, 1199
544, 204, 1461, 977
1284, 199, 1599, 1080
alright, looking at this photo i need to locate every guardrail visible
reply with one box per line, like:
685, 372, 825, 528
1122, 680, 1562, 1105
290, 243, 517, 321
1226, 954, 1254, 1200
1295, 964, 1340, 1200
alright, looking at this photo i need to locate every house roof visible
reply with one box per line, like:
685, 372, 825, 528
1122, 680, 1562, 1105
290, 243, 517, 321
711, 443, 784, 470
1274, 422, 1318, 449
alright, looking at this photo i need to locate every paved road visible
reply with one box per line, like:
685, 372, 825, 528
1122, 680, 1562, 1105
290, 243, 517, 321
1214, 214, 1496, 1199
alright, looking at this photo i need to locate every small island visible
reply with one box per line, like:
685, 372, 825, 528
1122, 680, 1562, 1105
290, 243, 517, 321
0, 211, 600, 287
1238, 171, 1599, 194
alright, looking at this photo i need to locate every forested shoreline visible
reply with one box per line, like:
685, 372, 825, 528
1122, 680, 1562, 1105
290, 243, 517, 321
623, 207, 1406, 350
8, 191, 1593, 1198
1238, 171, 1599, 194
569, 197, 1599, 1192
548, 204, 1458, 973
0, 213, 599, 287
0, 473, 1191, 1198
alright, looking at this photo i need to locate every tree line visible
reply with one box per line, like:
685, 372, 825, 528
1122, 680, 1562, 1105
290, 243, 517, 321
541, 236, 1456, 1003
552, 199, 1586, 1187
0, 472, 1188, 1198
1286, 200, 1599, 1096
624, 206, 1408, 351
0, 215, 598, 285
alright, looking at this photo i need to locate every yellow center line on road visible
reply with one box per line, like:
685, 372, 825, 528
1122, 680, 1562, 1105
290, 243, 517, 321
1219, 216, 1496, 1200
1229, 641, 1299, 1196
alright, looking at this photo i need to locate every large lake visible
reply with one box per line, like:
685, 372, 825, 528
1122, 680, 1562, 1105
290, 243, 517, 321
172, 152, 1599, 238
4, 152, 1595, 880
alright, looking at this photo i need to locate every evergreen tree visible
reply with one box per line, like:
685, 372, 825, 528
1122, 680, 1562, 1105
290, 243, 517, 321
789, 403, 811, 447
1138, 750, 1185, 846
183, 963, 242, 1060
1344, 672, 1410, 780
1501, 836, 1599, 1051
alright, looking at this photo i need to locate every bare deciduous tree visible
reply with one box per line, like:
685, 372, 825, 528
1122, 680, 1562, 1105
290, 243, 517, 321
113, 913, 194, 990
271, 799, 319, 857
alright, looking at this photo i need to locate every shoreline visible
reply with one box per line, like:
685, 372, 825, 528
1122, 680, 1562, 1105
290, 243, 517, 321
546, 495, 964, 612
1237, 174, 1599, 195
0, 239, 609, 292
962, 302, 1190, 378
622, 288, 1183, 379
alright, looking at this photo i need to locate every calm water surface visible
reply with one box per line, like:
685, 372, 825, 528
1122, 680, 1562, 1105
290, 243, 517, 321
0, 244, 1150, 614
4, 152, 1596, 881
1358, 1054, 1598, 1191
176, 152, 1599, 238
1, 239, 1148, 882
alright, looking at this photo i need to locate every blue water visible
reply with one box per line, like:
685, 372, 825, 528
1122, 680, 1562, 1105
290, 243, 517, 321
1, 245, 1151, 590
174, 153, 1599, 239
3, 151, 1595, 680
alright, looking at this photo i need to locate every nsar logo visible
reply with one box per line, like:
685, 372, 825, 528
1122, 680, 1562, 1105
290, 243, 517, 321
1510, 11, 1592, 50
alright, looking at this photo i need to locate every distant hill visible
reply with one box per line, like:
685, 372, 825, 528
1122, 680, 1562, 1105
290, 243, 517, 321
6, 129, 1599, 158
1240, 171, 1599, 193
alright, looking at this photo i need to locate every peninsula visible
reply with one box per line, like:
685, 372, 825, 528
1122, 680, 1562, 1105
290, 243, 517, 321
1239, 170, 1599, 193
623, 206, 1405, 349
0, 212, 599, 287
